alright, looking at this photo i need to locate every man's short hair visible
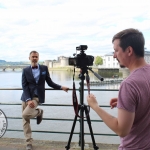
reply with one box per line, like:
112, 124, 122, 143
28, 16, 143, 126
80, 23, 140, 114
29, 51, 39, 56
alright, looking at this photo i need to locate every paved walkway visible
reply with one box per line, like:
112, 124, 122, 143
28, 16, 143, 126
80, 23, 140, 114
0, 138, 119, 150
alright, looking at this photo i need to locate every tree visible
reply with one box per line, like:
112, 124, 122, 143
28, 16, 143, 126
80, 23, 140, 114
94, 56, 103, 66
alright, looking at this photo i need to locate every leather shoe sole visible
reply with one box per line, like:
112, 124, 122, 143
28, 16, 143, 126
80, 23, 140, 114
26, 144, 33, 150
37, 109, 43, 124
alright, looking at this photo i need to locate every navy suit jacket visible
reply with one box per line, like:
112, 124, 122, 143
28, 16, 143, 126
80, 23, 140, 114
21, 65, 61, 103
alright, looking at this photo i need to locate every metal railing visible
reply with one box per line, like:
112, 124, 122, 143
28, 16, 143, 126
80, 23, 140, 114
0, 88, 119, 137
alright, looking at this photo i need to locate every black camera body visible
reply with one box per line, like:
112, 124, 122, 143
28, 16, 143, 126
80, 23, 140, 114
69, 45, 94, 68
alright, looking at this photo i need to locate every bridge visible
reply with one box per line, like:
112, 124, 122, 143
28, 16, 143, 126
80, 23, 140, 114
0, 65, 29, 71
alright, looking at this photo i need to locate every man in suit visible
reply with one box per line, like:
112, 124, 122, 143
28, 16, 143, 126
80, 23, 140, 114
21, 50, 69, 150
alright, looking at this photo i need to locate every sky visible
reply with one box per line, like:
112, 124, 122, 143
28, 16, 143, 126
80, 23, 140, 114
0, 0, 150, 62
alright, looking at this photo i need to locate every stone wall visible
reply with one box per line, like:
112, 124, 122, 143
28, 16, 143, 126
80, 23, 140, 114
44, 57, 69, 68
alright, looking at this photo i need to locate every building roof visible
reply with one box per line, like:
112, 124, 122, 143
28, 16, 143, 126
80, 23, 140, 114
145, 51, 150, 55
104, 52, 114, 56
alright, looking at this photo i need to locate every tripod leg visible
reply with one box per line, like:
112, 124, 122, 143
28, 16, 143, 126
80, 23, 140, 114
80, 105, 85, 150
84, 106, 99, 150
65, 107, 80, 150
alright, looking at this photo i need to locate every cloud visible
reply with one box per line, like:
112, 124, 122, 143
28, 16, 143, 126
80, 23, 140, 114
0, 0, 150, 61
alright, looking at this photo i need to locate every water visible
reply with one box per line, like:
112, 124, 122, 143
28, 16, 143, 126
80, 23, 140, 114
0, 70, 120, 144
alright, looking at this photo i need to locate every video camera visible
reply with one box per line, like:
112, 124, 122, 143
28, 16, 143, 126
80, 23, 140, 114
68, 45, 94, 68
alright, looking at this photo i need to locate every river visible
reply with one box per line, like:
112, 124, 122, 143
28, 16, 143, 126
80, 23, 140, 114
0, 70, 120, 144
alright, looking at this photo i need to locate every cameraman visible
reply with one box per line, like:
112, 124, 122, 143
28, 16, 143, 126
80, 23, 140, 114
87, 28, 150, 149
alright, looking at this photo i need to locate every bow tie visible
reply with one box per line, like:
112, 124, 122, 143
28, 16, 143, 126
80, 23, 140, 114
32, 66, 38, 69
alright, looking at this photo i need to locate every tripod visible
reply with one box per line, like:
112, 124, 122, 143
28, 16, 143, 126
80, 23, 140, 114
65, 67, 103, 150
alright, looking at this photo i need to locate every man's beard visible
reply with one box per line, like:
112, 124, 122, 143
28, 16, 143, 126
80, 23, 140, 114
117, 59, 125, 68
120, 65, 125, 68
32, 60, 37, 64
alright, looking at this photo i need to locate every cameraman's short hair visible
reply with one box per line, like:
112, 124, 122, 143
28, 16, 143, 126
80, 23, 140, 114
112, 28, 145, 57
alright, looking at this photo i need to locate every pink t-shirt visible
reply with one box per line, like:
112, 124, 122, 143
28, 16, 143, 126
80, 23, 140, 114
117, 64, 150, 150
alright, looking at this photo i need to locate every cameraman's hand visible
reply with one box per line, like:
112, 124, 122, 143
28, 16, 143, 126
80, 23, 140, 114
110, 98, 118, 109
61, 86, 69, 92
87, 93, 99, 110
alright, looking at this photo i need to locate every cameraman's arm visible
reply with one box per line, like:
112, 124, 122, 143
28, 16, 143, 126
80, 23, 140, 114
87, 94, 135, 137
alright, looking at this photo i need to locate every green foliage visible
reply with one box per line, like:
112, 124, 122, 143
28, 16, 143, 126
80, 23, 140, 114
94, 56, 103, 66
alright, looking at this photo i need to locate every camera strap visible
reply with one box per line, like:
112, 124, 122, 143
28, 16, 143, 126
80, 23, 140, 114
73, 81, 80, 117
72, 67, 80, 117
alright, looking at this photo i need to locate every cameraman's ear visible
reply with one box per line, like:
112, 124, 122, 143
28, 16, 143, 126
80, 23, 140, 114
127, 46, 133, 56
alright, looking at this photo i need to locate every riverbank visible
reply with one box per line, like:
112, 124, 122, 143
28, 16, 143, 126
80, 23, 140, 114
48, 66, 99, 72
49, 66, 73, 71
0, 138, 119, 150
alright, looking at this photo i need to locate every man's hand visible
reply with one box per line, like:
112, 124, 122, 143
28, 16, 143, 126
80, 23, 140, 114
110, 98, 118, 109
87, 93, 99, 110
27, 100, 35, 108
61, 86, 69, 92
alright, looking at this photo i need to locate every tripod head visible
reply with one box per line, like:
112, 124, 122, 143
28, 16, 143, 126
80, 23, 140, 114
78, 66, 104, 82
88, 67, 104, 81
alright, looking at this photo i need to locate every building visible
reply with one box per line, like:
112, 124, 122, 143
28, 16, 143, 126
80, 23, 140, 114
101, 50, 150, 68
144, 51, 150, 64
43, 56, 69, 68
101, 52, 119, 68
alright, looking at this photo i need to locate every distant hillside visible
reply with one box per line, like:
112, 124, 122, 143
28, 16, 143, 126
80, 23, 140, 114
0, 60, 6, 63
0, 60, 43, 65
0, 60, 30, 65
